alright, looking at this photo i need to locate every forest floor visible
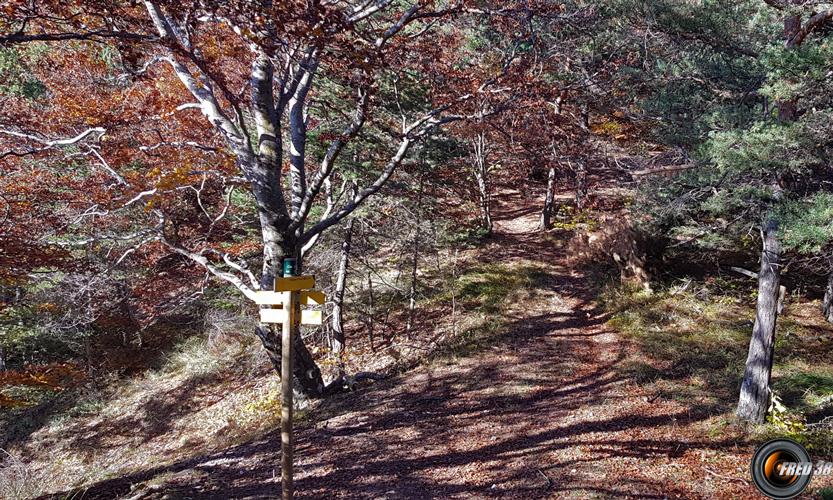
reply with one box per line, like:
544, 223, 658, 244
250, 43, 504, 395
31, 187, 816, 499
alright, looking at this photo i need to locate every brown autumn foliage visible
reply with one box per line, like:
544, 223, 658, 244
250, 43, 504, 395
1, 2, 576, 396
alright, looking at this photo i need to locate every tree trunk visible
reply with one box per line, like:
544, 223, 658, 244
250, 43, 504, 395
476, 171, 492, 234
580, 102, 590, 130
575, 161, 587, 210
823, 265, 833, 323
539, 167, 556, 230
255, 225, 327, 398
737, 220, 781, 423
734, 6, 809, 421
406, 172, 426, 338
255, 324, 325, 397
472, 131, 492, 235
778, 14, 802, 122
367, 271, 375, 350
331, 218, 354, 354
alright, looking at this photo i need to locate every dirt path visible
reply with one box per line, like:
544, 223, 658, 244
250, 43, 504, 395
58, 189, 759, 499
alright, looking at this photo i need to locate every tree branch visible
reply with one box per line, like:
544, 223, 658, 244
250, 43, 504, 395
789, 9, 833, 48
160, 238, 261, 300
143, 2, 246, 153
0, 30, 154, 45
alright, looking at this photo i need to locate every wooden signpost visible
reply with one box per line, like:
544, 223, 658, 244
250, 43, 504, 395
255, 260, 324, 500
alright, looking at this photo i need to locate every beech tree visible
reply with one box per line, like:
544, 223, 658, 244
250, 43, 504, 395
0, 1, 538, 397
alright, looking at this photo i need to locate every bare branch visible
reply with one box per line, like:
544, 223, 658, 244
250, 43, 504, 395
290, 88, 368, 230
0, 126, 105, 148
208, 249, 260, 289
139, 141, 218, 154
160, 238, 261, 300
301, 177, 339, 258
143, 2, 246, 152
349, 0, 396, 23
0, 30, 155, 45
87, 147, 128, 186
48, 228, 158, 247
301, 135, 412, 242
0, 127, 124, 185
123, 188, 159, 208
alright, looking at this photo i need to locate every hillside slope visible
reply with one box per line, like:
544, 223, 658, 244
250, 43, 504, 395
32, 188, 776, 499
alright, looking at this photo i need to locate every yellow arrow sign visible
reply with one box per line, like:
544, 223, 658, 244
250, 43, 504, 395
274, 275, 314, 292
301, 290, 325, 305
300, 310, 322, 325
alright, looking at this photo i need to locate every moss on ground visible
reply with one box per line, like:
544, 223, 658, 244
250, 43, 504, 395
429, 262, 550, 360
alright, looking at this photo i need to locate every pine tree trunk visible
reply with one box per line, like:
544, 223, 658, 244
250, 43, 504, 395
734, 8, 807, 421
822, 266, 833, 323
331, 218, 354, 354
778, 15, 802, 122
539, 167, 556, 230
737, 220, 781, 423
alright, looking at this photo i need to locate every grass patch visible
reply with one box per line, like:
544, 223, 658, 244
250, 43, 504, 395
431, 262, 550, 360
450, 263, 549, 314
0, 307, 275, 498
162, 336, 232, 379
550, 204, 601, 231
436, 321, 505, 361
604, 283, 749, 409
775, 370, 833, 409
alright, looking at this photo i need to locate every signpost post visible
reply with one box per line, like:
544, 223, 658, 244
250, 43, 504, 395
255, 258, 324, 500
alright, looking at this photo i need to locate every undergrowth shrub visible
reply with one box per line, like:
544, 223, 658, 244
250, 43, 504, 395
0, 449, 36, 500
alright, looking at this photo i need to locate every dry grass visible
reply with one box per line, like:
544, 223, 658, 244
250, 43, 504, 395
0, 449, 37, 500
0, 256, 545, 498
0, 309, 285, 498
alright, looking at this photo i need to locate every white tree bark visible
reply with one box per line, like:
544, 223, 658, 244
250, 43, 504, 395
331, 217, 355, 354
3, 1, 517, 398
471, 130, 493, 235
539, 167, 556, 230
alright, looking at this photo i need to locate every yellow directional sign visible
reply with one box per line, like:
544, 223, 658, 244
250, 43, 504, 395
254, 291, 285, 306
301, 290, 325, 305
259, 308, 322, 326
257, 278, 324, 324
260, 308, 288, 324
274, 275, 314, 292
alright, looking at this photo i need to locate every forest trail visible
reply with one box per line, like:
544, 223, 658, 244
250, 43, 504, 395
63, 189, 758, 499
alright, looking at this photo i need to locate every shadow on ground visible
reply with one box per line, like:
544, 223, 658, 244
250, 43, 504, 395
41, 188, 756, 499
